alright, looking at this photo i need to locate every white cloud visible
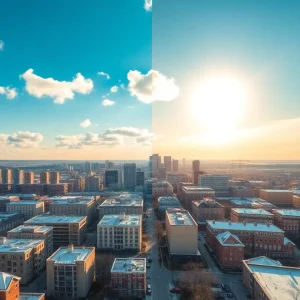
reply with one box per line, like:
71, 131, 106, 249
80, 119, 92, 128
0, 40, 4, 51
110, 85, 119, 93
144, 0, 152, 11
98, 71, 110, 79
0, 86, 18, 99
6, 131, 43, 148
102, 99, 115, 106
20, 69, 93, 104
127, 69, 179, 104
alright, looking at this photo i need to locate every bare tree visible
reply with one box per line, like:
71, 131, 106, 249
95, 253, 115, 286
288, 279, 300, 300
155, 220, 164, 241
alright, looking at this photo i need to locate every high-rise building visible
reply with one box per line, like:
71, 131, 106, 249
158, 167, 167, 180
105, 160, 115, 170
172, 159, 179, 171
105, 170, 119, 188
136, 171, 145, 186
12, 168, 24, 184
85, 176, 100, 192
24, 171, 34, 184
0, 169, 2, 184
84, 162, 91, 173
91, 162, 100, 172
50, 171, 60, 184
192, 160, 200, 185
164, 156, 172, 172
199, 174, 229, 191
182, 158, 186, 170
123, 163, 136, 191
1, 168, 12, 184
40, 171, 50, 184
47, 245, 95, 299
151, 154, 161, 177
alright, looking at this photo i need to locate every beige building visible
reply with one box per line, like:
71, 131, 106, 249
24, 172, 34, 184
6, 201, 44, 220
165, 209, 199, 256
97, 214, 142, 251
47, 245, 95, 299
40, 172, 50, 184
0, 237, 46, 284
7, 225, 53, 258
259, 189, 294, 207
24, 215, 87, 248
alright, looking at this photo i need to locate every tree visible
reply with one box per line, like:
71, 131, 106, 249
95, 253, 115, 286
155, 220, 164, 241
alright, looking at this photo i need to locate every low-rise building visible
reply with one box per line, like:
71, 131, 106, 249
0, 272, 21, 300
165, 209, 200, 263
191, 199, 225, 229
144, 179, 173, 200
0, 196, 19, 211
206, 220, 294, 258
0, 213, 24, 236
46, 245, 95, 299
259, 189, 294, 207
110, 258, 146, 299
6, 201, 44, 220
229, 186, 255, 198
7, 225, 53, 258
157, 196, 182, 219
230, 208, 274, 224
243, 256, 300, 300
215, 231, 244, 270
0, 237, 46, 284
24, 215, 87, 248
97, 214, 142, 251
20, 293, 45, 300
272, 209, 300, 238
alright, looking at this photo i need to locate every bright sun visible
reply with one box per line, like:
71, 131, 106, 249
191, 77, 247, 131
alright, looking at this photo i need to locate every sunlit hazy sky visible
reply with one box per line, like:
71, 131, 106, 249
2, 0, 300, 160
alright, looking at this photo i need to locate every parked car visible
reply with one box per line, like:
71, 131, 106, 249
170, 287, 181, 294
227, 293, 234, 298
147, 254, 152, 263
146, 263, 151, 269
221, 284, 231, 293
146, 284, 152, 295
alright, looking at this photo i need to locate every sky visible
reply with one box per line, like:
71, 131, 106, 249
1, 0, 300, 160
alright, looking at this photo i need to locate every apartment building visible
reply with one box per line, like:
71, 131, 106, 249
0, 213, 25, 236
0, 237, 46, 284
272, 209, 300, 238
49, 197, 96, 225
259, 189, 294, 207
110, 258, 146, 299
229, 186, 255, 198
230, 208, 274, 224
215, 231, 245, 269
40, 172, 50, 184
144, 179, 173, 200
0, 196, 19, 211
99, 197, 143, 218
191, 199, 225, 228
243, 257, 300, 300
6, 201, 44, 220
50, 171, 60, 184
206, 221, 294, 258
165, 209, 199, 263
23, 172, 34, 184
24, 215, 87, 248
8, 225, 53, 258
199, 174, 229, 191
47, 245, 95, 299
158, 196, 182, 219
97, 214, 142, 251
45, 184, 68, 196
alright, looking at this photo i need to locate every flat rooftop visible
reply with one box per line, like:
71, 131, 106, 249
49, 199, 93, 205
47, 196, 94, 201
182, 186, 214, 192
158, 196, 180, 205
24, 215, 86, 224
0, 212, 22, 219
231, 208, 273, 215
49, 246, 93, 264
111, 258, 146, 273
100, 198, 143, 207
207, 221, 283, 233
261, 189, 294, 193
273, 209, 300, 217
6, 201, 43, 205
166, 210, 196, 226
20, 293, 45, 300
0, 238, 44, 253
98, 214, 141, 227
8, 225, 53, 234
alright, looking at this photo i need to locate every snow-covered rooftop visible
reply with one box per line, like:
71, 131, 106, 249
48, 246, 93, 264
166, 209, 196, 226
20, 293, 45, 300
25, 215, 86, 224
47, 196, 94, 201
216, 231, 244, 247
100, 198, 143, 207
207, 221, 284, 233
111, 258, 146, 273
182, 186, 214, 192
246, 256, 282, 267
231, 208, 273, 215
0, 272, 20, 290
98, 214, 141, 227
6, 201, 43, 205
273, 209, 300, 217
8, 225, 52, 234
0, 238, 44, 253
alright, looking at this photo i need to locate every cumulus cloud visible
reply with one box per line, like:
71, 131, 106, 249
6, 131, 43, 148
20, 69, 93, 104
0, 40, 4, 51
110, 85, 119, 93
144, 0, 152, 11
98, 71, 110, 79
80, 119, 92, 128
127, 69, 179, 103
0, 86, 18, 99
102, 99, 115, 106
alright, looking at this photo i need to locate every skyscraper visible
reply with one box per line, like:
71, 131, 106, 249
1, 168, 12, 184
12, 168, 24, 184
50, 171, 60, 184
158, 167, 167, 180
123, 163, 137, 190
24, 171, 34, 184
151, 154, 161, 177
84, 162, 91, 173
164, 156, 172, 172
172, 159, 179, 171
105, 170, 119, 188
192, 160, 200, 185
136, 171, 145, 186
40, 171, 50, 184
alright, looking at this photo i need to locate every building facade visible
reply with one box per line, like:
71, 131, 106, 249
199, 174, 229, 191
272, 209, 300, 238
24, 172, 34, 184
230, 208, 274, 224
6, 201, 44, 220
123, 164, 137, 191
40, 172, 50, 184
259, 189, 294, 207
0, 213, 24, 236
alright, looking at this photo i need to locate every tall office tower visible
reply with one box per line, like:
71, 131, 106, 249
84, 161, 91, 173
24, 171, 34, 184
105, 160, 115, 170
123, 163, 137, 191
12, 168, 24, 184
158, 167, 167, 180
40, 171, 50, 184
1, 168, 12, 184
136, 171, 145, 186
50, 171, 60, 184
172, 159, 179, 171
151, 154, 161, 177
91, 162, 100, 172
105, 170, 119, 188
192, 160, 200, 185
164, 156, 172, 172
182, 158, 186, 170
85, 175, 100, 192
0, 169, 2, 184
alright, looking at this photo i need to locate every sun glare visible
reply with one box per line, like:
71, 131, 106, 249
191, 77, 247, 131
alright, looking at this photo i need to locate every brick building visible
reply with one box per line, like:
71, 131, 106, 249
230, 208, 274, 224
272, 209, 300, 238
